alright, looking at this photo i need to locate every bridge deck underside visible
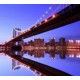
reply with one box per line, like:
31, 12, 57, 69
6, 5, 80, 43
7, 54, 71, 76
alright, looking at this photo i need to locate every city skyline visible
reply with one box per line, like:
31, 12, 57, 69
0, 4, 80, 43
0, 4, 80, 76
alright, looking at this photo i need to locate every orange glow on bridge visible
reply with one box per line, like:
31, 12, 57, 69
45, 19, 48, 22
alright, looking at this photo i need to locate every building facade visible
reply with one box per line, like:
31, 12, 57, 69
34, 38, 44, 47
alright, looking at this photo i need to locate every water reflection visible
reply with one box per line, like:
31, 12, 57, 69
0, 48, 80, 76
24, 49, 70, 59
11, 58, 41, 76
12, 59, 21, 70
45, 50, 55, 59
67, 49, 80, 58
11, 55, 45, 76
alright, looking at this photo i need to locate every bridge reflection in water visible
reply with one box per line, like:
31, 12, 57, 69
1, 48, 80, 76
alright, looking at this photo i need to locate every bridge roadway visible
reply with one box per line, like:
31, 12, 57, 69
6, 4, 80, 44
7, 53, 71, 76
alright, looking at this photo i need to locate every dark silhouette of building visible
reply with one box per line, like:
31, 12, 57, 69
49, 38, 55, 46
33, 50, 44, 58
59, 38, 67, 51
45, 42, 50, 46
23, 42, 28, 46
34, 38, 44, 47
28, 40, 34, 46
59, 38, 66, 46
49, 50, 55, 59
27, 50, 34, 56
45, 38, 55, 47
59, 50, 66, 59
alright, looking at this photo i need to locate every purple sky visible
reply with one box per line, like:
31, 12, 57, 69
0, 4, 80, 76
0, 4, 80, 43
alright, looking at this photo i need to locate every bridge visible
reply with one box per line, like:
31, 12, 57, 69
1, 4, 80, 76
5, 4, 80, 47
6, 52, 71, 76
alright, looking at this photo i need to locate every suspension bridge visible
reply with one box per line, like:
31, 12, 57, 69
4, 4, 80, 48
0, 4, 80, 76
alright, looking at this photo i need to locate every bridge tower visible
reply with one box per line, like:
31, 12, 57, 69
13, 28, 21, 38
12, 28, 24, 51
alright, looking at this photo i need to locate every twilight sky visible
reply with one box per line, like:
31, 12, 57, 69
0, 4, 80, 43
